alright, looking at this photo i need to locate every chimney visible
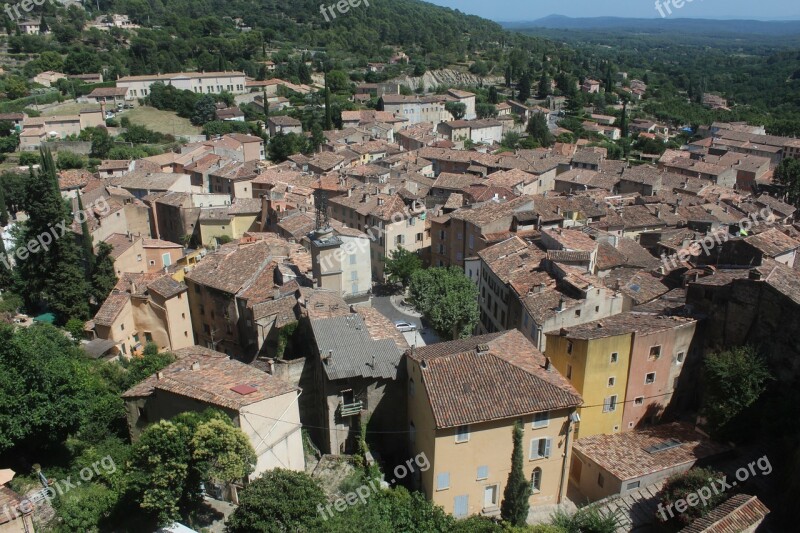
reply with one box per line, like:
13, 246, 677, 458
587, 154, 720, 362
557, 297, 565, 312
544, 357, 552, 371
191, 361, 200, 371
156, 371, 164, 380
749, 269, 763, 281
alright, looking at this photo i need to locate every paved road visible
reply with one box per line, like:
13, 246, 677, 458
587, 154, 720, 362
371, 296, 440, 347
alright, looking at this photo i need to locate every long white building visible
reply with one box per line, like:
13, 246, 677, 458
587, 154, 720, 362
116, 71, 248, 98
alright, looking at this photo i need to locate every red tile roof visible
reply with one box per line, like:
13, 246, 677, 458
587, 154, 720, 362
409, 329, 581, 428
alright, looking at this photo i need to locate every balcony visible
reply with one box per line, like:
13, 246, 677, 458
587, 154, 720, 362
338, 400, 363, 417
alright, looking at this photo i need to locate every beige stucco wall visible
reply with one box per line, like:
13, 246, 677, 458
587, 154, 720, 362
240, 392, 305, 477
113, 239, 146, 276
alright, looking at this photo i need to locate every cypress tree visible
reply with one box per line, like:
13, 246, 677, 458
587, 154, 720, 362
0, 185, 8, 227
324, 73, 333, 131
76, 190, 95, 276
15, 147, 91, 320
92, 242, 117, 307
501, 421, 532, 526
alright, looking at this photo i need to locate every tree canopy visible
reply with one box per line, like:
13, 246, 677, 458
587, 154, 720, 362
409, 267, 479, 340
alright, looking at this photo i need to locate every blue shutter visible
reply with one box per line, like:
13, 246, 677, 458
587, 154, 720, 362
454, 495, 469, 517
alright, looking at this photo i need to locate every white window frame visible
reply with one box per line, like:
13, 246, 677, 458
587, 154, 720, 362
529, 437, 552, 460
608, 376, 616, 387
455, 425, 470, 443
603, 395, 618, 413
532, 411, 549, 429
531, 467, 542, 493
645, 372, 656, 385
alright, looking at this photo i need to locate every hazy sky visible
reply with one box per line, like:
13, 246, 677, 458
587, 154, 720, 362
425, 0, 799, 21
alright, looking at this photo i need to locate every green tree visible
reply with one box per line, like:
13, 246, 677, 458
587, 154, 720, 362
191, 418, 256, 485
517, 72, 532, 103
0, 324, 105, 453
0, 185, 8, 226
702, 346, 771, 436
129, 420, 192, 525
384, 247, 422, 288
225, 469, 326, 533
552, 506, 621, 533
191, 95, 217, 126
19, 152, 40, 166
527, 113, 554, 147
52, 483, 117, 533
488, 86, 500, 105
324, 486, 454, 532
656, 468, 728, 527
91, 241, 117, 306
445, 101, 467, 121
76, 191, 95, 276
775, 158, 800, 208
15, 148, 91, 320
89, 128, 113, 159
268, 132, 308, 162
476, 103, 498, 119
538, 72, 551, 98
500, 421, 531, 526
409, 267, 479, 340
57, 151, 85, 170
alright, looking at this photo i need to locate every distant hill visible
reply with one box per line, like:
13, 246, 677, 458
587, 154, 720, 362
502, 15, 800, 36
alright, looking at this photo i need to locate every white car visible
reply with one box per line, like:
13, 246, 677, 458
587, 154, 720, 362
394, 321, 417, 333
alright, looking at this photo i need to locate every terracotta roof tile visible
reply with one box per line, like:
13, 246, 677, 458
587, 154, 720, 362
409, 329, 581, 428
574, 422, 731, 481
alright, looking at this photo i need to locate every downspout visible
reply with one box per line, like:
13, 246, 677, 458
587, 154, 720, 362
558, 410, 576, 504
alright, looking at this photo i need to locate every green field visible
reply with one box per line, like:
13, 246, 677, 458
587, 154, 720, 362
41, 102, 102, 116
120, 106, 202, 137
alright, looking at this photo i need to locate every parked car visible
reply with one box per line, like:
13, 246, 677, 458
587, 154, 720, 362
394, 321, 417, 333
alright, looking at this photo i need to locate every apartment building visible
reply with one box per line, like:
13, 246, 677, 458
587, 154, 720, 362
430, 196, 535, 270
309, 306, 409, 456
407, 330, 582, 517
88, 272, 194, 356
309, 226, 372, 300
380, 94, 453, 126
545, 313, 698, 439
121, 348, 305, 483
116, 71, 248, 98
103, 233, 184, 276
184, 238, 311, 359
327, 189, 428, 281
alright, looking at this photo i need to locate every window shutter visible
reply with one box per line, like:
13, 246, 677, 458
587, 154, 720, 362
603, 397, 611, 413
544, 438, 552, 458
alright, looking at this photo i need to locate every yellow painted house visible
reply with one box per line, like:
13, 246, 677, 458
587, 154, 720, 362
407, 330, 582, 518
545, 325, 632, 439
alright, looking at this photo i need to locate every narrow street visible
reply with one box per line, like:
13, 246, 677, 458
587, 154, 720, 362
370, 295, 441, 347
